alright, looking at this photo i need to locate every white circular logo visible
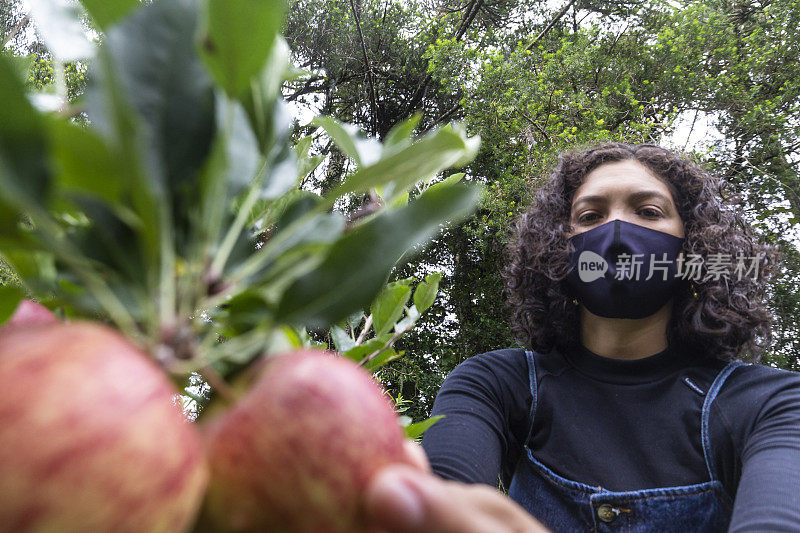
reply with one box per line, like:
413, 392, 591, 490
577, 251, 608, 282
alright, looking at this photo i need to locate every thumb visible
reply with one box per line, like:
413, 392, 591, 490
364, 466, 502, 533
364, 466, 426, 533
401, 440, 431, 473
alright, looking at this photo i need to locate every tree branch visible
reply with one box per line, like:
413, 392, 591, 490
355, 314, 373, 345
284, 76, 327, 102
420, 103, 461, 134
455, 0, 483, 41
349, 0, 378, 136
403, 0, 487, 117
2, 14, 29, 49
525, 0, 578, 51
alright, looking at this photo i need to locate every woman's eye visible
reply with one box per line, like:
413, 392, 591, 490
638, 208, 663, 218
578, 213, 600, 224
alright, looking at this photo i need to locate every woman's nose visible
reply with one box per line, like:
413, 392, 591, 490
605, 212, 631, 225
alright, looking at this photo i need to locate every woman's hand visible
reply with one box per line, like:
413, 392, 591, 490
364, 441, 550, 533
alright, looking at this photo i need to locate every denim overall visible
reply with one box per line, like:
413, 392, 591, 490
508, 350, 745, 532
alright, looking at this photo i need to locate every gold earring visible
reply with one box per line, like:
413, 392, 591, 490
572, 298, 579, 306
691, 282, 698, 300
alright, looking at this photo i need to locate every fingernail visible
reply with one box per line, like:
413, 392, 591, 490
392, 477, 426, 528
372, 469, 426, 529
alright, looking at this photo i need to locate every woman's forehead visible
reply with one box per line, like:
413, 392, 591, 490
572, 160, 677, 205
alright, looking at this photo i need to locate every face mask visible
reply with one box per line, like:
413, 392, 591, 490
564, 219, 687, 319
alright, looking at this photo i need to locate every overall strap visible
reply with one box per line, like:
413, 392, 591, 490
701, 360, 747, 481
522, 350, 538, 446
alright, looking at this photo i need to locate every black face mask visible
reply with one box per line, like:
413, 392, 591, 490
564, 219, 687, 319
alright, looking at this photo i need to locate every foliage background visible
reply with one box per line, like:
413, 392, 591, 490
3, 0, 799, 422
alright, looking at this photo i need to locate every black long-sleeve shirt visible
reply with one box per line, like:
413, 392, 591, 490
421, 343, 800, 531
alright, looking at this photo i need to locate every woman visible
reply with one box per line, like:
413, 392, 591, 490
364, 143, 800, 532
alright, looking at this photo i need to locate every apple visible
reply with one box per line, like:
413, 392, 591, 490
203, 349, 409, 532
1, 299, 58, 331
0, 322, 208, 532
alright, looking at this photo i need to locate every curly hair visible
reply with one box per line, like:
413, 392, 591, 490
502, 142, 782, 362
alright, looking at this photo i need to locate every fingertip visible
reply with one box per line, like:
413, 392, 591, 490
365, 466, 426, 533
402, 440, 432, 473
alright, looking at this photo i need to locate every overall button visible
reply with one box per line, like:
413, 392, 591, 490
597, 504, 617, 523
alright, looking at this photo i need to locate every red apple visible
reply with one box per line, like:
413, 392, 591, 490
203, 349, 409, 532
1, 299, 58, 331
0, 322, 208, 532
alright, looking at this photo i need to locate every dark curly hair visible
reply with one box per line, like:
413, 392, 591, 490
502, 142, 782, 362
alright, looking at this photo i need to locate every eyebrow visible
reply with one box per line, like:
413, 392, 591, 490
571, 190, 674, 211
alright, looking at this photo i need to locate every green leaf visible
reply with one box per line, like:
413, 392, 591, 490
260, 127, 300, 199
274, 192, 323, 230
0, 55, 50, 231
218, 289, 274, 337
330, 324, 355, 352
342, 334, 393, 362
79, 0, 219, 314
295, 134, 324, 180
299, 154, 324, 181
242, 37, 292, 152
248, 188, 317, 229
413, 272, 442, 313
346, 311, 365, 332
85, 46, 162, 269
68, 196, 148, 286
428, 172, 465, 192
394, 304, 419, 333
371, 280, 412, 336
5, 55, 34, 84
240, 209, 346, 288
363, 347, 402, 372
0, 55, 47, 189
100, 0, 216, 240
330, 124, 479, 199
78, 0, 139, 30
405, 415, 444, 439
48, 120, 124, 206
312, 116, 381, 166
276, 182, 482, 327
383, 113, 422, 152
200, 0, 286, 98
0, 286, 24, 325
216, 96, 262, 195
295, 135, 313, 160
193, 109, 235, 256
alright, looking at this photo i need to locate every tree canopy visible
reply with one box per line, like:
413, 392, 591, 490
281, 0, 800, 419
3, 0, 799, 421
